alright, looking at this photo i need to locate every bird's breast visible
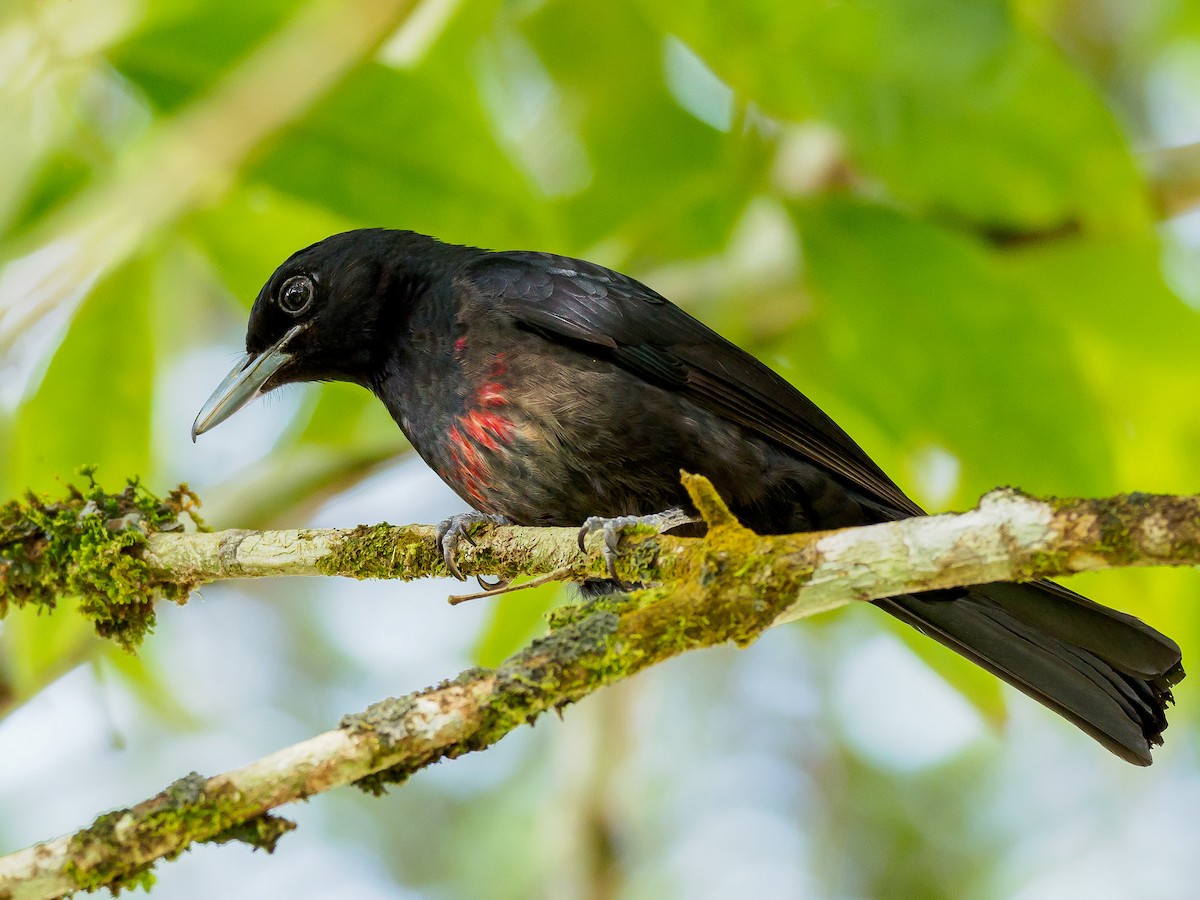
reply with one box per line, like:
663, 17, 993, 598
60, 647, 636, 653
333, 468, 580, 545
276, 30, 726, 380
390, 349, 525, 516
386, 333, 705, 525
442, 407, 516, 511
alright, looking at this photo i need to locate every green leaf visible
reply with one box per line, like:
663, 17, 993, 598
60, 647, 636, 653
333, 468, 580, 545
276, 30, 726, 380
642, 0, 1148, 233
250, 60, 540, 249
5, 148, 95, 240
471, 582, 567, 668
186, 184, 356, 306
520, 0, 759, 256
296, 381, 400, 451
7, 259, 154, 494
1002, 234, 1200, 362
1, 603, 97, 708
110, 0, 298, 112
787, 198, 1113, 503
802, 1, 1147, 233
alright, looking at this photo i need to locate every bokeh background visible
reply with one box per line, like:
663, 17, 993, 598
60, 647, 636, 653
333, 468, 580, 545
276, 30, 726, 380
4, 0, 1200, 896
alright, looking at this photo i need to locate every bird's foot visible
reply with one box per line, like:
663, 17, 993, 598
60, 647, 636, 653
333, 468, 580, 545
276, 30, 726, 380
435, 512, 511, 581
576, 508, 698, 583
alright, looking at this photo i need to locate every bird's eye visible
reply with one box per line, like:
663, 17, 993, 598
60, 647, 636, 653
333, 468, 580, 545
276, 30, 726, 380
278, 275, 315, 315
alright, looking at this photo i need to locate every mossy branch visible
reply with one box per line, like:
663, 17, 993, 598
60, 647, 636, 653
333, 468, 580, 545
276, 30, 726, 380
3, 476, 1200, 897
0, 469, 207, 651
6, 473, 1200, 649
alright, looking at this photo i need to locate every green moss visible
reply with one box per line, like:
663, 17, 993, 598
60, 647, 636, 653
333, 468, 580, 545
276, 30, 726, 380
64, 772, 295, 893
543, 592, 645, 630
1042, 490, 1200, 568
607, 526, 669, 584
440, 609, 627, 759
1021, 547, 1074, 580
316, 523, 440, 580
79, 859, 158, 896
1090, 498, 1137, 560
680, 471, 741, 529
0, 468, 206, 650
111, 863, 157, 895
206, 814, 297, 854
319, 521, 599, 582
316, 507, 671, 586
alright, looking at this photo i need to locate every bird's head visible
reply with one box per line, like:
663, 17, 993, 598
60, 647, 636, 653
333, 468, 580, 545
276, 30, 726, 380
191, 229, 461, 440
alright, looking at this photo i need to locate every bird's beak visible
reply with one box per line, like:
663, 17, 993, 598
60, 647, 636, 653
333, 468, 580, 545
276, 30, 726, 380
191, 324, 305, 441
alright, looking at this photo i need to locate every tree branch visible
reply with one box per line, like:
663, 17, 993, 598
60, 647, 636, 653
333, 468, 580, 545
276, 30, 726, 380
2, 478, 1199, 897
134, 484, 1200, 603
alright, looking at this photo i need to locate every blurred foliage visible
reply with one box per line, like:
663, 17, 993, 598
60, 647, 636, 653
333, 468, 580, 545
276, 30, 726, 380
3, 0, 1200, 896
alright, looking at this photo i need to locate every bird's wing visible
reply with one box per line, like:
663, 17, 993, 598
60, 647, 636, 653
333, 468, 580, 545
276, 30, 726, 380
466, 251, 922, 516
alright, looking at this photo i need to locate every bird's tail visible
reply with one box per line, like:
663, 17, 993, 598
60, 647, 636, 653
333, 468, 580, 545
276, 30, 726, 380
876, 581, 1185, 765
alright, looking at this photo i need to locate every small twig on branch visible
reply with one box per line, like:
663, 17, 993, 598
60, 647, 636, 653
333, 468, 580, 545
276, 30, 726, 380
2, 477, 1200, 897
447, 566, 573, 604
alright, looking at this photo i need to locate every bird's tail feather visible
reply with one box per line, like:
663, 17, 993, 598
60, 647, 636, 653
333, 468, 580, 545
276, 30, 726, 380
877, 581, 1184, 765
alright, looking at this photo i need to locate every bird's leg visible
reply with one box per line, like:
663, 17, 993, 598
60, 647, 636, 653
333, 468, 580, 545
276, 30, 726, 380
577, 507, 698, 582
435, 512, 512, 581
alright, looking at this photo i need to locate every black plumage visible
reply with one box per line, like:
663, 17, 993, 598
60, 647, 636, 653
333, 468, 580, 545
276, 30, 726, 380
194, 228, 1184, 765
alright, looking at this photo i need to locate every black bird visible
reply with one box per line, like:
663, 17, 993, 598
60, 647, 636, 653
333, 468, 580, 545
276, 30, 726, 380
193, 229, 1184, 765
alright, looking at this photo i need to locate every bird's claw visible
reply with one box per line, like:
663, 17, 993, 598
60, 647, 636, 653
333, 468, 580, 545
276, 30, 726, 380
435, 512, 510, 581
475, 573, 511, 591
576, 508, 698, 583
577, 515, 636, 582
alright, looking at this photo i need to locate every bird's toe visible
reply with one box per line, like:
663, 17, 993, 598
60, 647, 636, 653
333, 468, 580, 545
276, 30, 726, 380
435, 512, 510, 581
577, 509, 697, 584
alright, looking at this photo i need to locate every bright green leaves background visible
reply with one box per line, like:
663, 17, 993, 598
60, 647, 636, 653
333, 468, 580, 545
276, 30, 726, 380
648, 0, 1150, 233
3, 0, 1200, 896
